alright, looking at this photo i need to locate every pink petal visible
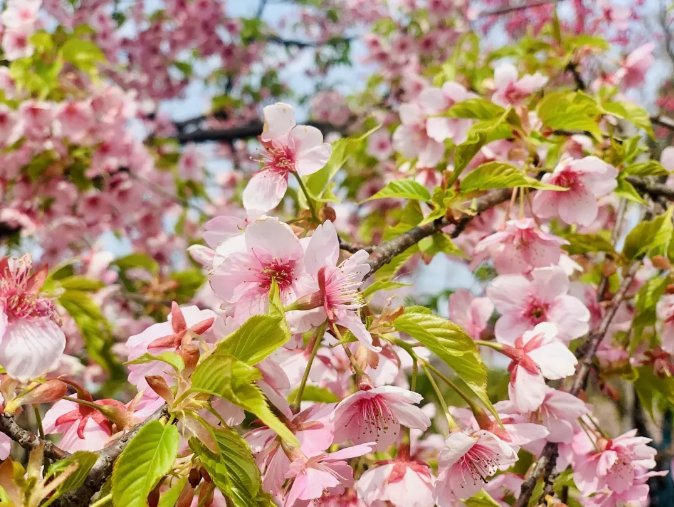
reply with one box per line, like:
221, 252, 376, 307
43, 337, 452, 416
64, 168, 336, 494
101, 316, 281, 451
0, 318, 66, 381
242, 170, 288, 212
304, 220, 340, 277
261, 103, 296, 142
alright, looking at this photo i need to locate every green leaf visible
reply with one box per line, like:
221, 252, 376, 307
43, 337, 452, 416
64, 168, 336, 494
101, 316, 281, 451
216, 285, 290, 364
58, 290, 125, 388
124, 351, 185, 373
364, 179, 431, 203
451, 112, 514, 182
394, 310, 498, 421
47, 451, 98, 496
190, 354, 298, 445
634, 367, 674, 418
602, 101, 654, 138
623, 207, 674, 260
374, 245, 418, 282
303, 125, 381, 202
562, 232, 615, 256
113, 253, 159, 275
157, 477, 188, 507
112, 421, 179, 507
362, 281, 411, 299
460, 162, 566, 193
465, 490, 502, 507
189, 427, 265, 507
622, 161, 669, 177
60, 38, 105, 74
537, 92, 602, 140
446, 99, 505, 120
418, 233, 468, 259
57, 276, 105, 292
614, 179, 646, 205
288, 385, 340, 403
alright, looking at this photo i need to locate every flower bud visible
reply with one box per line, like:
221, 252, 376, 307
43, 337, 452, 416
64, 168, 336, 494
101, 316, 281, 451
284, 291, 324, 312
319, 206, 336, 223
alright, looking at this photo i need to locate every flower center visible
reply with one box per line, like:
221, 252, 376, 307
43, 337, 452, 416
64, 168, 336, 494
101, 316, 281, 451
552, 167, 580, 190
525, 297, 548, 324
262, 141, 296, 174
458, 443, 500, 488
347, 395, 398, 440
256, 257, 296, 292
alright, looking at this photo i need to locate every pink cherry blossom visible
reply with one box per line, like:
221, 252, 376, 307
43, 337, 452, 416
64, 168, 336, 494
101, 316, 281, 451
492, 63, 548, 107
243, 103, 332, 212
475, 218, 568, 274
586, 470, 667, 507
496, 386, 589, 444
366, 129, 394, 161
483, 473, 524, 507
284, 444, 374, 507
356, 457, 435, 507
434, 430, 518, 506
178, 143, 206, 181
418, 82, 475, 144
332, 386, 430, 451
487, 266, 590, 345
1, 0, 41, 29
448, 289, 494, 340
0, 433, 10, 460
500, 323, 578, 413
247, 403, 335, 495
2, 26, 35, 61
0, 255, 66, 381
210, 216, 311, 319
126, 303, 229, 393
573, 429, 657, 496
532, 156, 618, 226
296, 220, 376, 350
656, 294, 674, 354
43, 398, 124, 452
616, 43, 654, 90
392, 102, 444, 167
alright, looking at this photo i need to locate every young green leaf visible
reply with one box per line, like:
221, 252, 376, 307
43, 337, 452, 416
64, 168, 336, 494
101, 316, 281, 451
189, 426, 267, 507
364, 179, 432, 202
460, 162, 565, 193
394, 310, 498, 421
157, 477, 188, 507
46, 451, 98, 496
623, 207, 673, 260
124, 351, 185, 372
112, 421, 179, 507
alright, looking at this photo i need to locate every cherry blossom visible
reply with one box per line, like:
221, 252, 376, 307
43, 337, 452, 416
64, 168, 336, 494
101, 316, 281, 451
333, 386, 430, 451
283, 444, 374, 506
487, 266, 590, 345
500, 322, 578, 412
418, 82, 475, 144
616, 43, 655, 90
293, 220, 375, 350
392, 102, 444, 167
491, 63, 548, 107
242, 103, 332, 212
209, 216, 311, 319
448, 289, 494, 340
475, 218, 568, 274
573, 429, 658, 497
434, 430, 518, 505
356, 457, 435, 507
656, 294, 674, 354
0, 255, 65, 381
532, 156, 618, 226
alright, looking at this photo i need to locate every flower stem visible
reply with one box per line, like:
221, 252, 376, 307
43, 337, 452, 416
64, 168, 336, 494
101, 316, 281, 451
421, 362, 459, 433
90, 494, 112, 507
292, 322, 327, 413
294, 171, 318, 222
332, 322, 367, 378
474, 340, 505, 352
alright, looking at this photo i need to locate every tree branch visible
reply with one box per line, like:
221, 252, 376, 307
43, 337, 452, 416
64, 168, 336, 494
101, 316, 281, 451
175, 120, 344, 145
626, 177, 674, 201
514, 261, 641, 507
0, 413, 69, 461
364, 187, 513, 278
51, 404, 170, 507
478, 0, 559, 18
